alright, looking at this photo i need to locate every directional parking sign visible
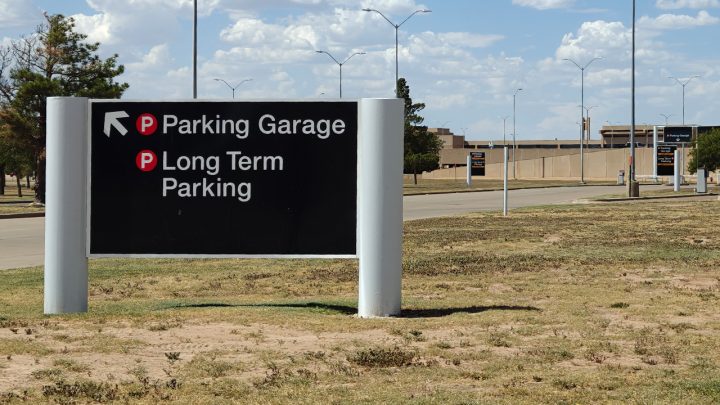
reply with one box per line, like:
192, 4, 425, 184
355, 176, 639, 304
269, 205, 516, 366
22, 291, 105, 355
664, 126, 693, 143
470, 152, 485, 176
88, 101, 358, 257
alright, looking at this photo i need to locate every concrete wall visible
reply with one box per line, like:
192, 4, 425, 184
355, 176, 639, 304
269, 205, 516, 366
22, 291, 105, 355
425, 147, 694, 181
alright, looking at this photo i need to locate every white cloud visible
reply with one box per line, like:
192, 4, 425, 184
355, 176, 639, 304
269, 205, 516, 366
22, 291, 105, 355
555, 20, 628, 62
639, 10, 719, 30
71, 13, 112, 43
127, 44, 171, 69
0, 0, 40, 27
656, 0, 720, 9
512, 0, 574, 10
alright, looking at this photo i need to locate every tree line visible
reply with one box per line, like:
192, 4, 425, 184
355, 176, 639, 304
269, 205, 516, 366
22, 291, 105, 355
0, 13, 127, 201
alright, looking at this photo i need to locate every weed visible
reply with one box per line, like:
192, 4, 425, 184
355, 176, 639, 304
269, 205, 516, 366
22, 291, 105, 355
327, 360, 360, 377
53, 359, 90, 373
42, 380, 119, 402
348, 346, 417, 368
31, 368, 63, 380
164, 352, 181, 364
487, 331, 512, 348
610, 302, 630, 308
182, 352, 237, 379
553, 378, 578, 390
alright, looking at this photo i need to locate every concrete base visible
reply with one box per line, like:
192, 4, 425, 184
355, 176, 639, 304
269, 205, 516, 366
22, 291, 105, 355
627, 180, 640, 197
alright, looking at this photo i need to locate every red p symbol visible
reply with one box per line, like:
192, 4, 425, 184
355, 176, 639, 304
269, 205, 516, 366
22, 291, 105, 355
136, 150, 158, 172
136, 113, 157, 135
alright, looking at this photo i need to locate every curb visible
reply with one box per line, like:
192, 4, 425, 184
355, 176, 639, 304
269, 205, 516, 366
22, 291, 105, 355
592, 192, 717, 202
0, 212, 45, 219
404, 183, 618, 196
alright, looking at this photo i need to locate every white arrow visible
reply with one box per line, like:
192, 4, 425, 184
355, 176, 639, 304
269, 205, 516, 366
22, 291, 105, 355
104, 111, 129, 137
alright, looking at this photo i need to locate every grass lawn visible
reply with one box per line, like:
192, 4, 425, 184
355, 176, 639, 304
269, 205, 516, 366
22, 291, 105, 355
1, 200, 720, 404
403, 178, 616, 195
591, 184, 718, 200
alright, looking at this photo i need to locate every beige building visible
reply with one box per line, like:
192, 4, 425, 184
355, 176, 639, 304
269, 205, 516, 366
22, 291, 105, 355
426, 126, 709, 182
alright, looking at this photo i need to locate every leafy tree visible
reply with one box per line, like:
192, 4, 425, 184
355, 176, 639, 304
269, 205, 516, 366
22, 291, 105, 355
687, 128, 720, 174
0, 133, 33, 196
0, 13, 128, 203
397, 78, 442, 184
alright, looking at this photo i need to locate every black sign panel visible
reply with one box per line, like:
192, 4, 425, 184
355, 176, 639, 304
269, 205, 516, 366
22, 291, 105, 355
657, 144, 676, 176
470, 152, 485, 176
89, 101, 357, 256
664, 126, 693, 143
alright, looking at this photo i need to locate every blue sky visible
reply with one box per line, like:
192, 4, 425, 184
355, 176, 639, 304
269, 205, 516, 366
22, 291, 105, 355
1, 0, 719, 140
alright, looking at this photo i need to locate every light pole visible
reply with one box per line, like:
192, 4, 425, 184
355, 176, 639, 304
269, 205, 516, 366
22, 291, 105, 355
315, 50, 366, 98
659, 113, 672, 126
630, 0, 636, 194
605, 121, 615, 148
582, 105, 598, 143
669, 75, 700, 125
564, 56, 602, 183
362, 8, 431, 97
502, 116, 510, 146
192, 0, 197, 99
512, 88, 522, 180
214, 78, 252, 99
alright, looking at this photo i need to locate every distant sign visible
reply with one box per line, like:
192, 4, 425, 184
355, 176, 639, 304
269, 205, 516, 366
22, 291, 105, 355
657, 144, 676, 176
664, 126, 693, 143
89, 101, 358, 256
470, 151, 485, 176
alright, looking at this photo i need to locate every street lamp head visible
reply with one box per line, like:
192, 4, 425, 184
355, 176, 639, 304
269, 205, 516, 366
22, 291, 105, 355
361, 8, 372, 12
420, 9, 432, 13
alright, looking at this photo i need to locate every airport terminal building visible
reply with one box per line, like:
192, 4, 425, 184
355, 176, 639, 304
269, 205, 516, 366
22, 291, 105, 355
428, 125, 718, 181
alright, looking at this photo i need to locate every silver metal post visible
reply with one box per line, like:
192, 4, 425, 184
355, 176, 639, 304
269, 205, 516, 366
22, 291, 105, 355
503, 146, 509, 216
674, 149, 681, 192
193, 0, 197, 99
394, 27, 399, 95
358, 98, 404, 317
652, 126, 658, 181
630, 0, 636, 188
466, 154, 472, 187
44, 97, 89, 314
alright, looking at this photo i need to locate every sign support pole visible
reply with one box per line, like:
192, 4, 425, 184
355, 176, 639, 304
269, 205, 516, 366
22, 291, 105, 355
652, 126, 658, 182
44, 97, 89, 314
358, 98, 404, 317
466, 155, 472, 187
674, 149, 681, 192
503, 146, 509, 216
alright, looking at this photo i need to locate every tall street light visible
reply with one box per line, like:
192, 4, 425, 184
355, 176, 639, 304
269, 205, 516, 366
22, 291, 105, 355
502, 116, 510, 146
512, 88, 522, 180
315, 50, 366, 98
192, 0, 197, 99
214, 78, 252, 99
362, 8, 431, 97
582, 105, 598, 144
668, 75, 700, 125
630, 0, 636, 194
659, 113, 672, 125
564, 56, 602, 184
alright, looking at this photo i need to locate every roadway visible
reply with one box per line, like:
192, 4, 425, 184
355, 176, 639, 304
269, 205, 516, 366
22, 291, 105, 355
0, 185, 665, 270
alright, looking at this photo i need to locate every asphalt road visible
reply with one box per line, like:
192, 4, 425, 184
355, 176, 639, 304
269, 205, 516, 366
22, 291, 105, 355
0, 185, 666, 270
403, 184, 656, 220
0, 216, 44, 271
